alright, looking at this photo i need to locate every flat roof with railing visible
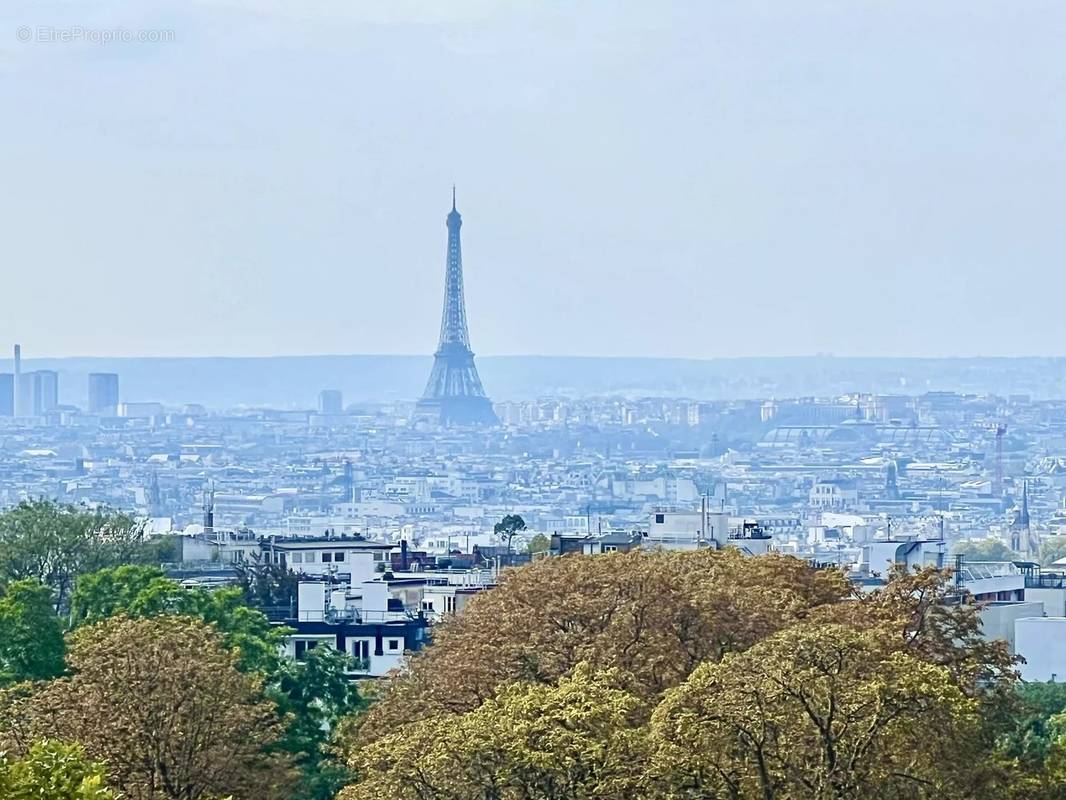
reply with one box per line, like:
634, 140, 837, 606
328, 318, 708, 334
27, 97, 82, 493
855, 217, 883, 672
955, 560, 1021, 582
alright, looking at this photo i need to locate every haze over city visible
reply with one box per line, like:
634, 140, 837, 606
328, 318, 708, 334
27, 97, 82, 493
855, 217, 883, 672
4, 0, 1066, 359
7, 4, 1066, 800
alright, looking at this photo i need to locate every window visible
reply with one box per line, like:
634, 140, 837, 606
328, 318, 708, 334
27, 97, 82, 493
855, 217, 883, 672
294, 639, 320, 661
291, 552, 303, 564
655, 513, 665, 524
351, 640, 370, 665
305, 551, 316, 563
373, 552, 387, 561
445, 596, 456, 614
387, 639, 401, 652
334, 552, 345, 562
602, 545, 617, 553
322, 552, 332, 563
422, 600, 435, 611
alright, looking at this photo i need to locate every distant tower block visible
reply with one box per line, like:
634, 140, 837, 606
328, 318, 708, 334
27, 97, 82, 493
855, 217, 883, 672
318, 389, 343, 415
12, 344, 25, 417
0, 373, 12, 416
415, 189, 498, 426
88, 372, 120, 415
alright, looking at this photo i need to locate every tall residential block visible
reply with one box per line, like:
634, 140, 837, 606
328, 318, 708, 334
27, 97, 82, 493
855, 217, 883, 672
0, 373, 13, 416
318, 389, 343, 415
32, 370, 59, 415
88, 372, 120, 415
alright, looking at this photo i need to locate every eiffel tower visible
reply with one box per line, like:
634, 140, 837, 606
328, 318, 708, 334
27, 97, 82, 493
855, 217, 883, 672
415, 189, 498, 426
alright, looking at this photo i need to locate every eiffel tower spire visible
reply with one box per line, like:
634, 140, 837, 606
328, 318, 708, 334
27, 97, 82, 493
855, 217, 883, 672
415, 190, 498, 426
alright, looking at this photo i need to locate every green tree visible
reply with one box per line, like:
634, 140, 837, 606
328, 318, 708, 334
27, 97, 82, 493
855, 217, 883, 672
136, 534, 180, 565
494, 514, 527, 554
68, 564, 164, 626
0, 579, 65, 684
952, 538, 1020, 562
1001, 682, 1066, 769
1019, 704, 1066, 800
0, 740, 116, 800
525, 533, 550, 555
69, 566, 287, 675
273, 646, 365, 800
1040, 536, 1066, 567
0, 501, 152, 610
235, 553, 303, 608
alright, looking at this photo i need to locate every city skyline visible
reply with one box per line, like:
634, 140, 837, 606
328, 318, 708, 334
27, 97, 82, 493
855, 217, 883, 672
5, 4, 1066, 798
4, 1, 1066, 359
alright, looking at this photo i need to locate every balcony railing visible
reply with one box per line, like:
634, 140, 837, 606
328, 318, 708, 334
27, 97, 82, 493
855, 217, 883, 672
292, 607, 425, 625
1024, 572, 1066, 589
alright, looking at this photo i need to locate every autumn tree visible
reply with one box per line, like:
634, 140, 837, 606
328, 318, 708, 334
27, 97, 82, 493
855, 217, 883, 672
21, 615, 298, 800
343, 664, 647, 800
353, 549, 851, 742
69, 566, 357, 796
0, 501, 152, 610
339, 553, 1034, 800
651, 623, 990, 800
809, 564, 1019, 738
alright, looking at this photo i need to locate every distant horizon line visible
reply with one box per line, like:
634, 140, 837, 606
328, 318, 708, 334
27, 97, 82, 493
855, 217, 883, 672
4, 352, 1066, 363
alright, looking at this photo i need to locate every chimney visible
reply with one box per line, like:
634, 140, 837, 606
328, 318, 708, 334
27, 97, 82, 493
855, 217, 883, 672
203, 483, 214, 534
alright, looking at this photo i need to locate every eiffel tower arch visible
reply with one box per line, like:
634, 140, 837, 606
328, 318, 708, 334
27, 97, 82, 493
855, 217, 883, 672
415, 190, 498, 426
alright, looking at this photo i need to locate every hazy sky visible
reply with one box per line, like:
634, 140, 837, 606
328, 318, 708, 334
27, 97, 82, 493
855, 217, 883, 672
2, 1, 1065, 359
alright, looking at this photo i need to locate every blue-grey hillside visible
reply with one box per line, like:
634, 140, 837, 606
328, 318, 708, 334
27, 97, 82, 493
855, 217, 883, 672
6, 355, 1066, 409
